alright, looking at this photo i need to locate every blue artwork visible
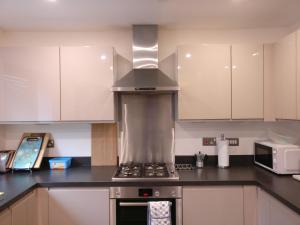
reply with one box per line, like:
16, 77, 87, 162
12, 136, 43, 170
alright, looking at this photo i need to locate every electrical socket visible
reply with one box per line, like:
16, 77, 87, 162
47, 140, 55, 148
226, 138, 239, 146
202, 137, 239, 146
202, 137, 216, 146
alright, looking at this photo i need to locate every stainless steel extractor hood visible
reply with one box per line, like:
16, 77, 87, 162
112, 25, 179, 92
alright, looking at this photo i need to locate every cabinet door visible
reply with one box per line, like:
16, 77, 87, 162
61, 46, 115, 121
11, 191, 37, 225
269, 195, 300, 225
49, 188, 109, 225
183, 186, 244, 225
36, 188, 49, 225
177, 45, 231, 120
232, 44, 263, 119
244, 186, 257, 225
0, 47, 60, 122
257, 188, 270, 225
257, 188, 300, 225
297, 30, 300, 120
274, 32, 297, 119
0, 209, 11, 225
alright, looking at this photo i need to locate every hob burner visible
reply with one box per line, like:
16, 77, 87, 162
112, 163, 179, 181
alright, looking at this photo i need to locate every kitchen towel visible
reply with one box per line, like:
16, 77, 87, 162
217, 138, 229, 168
148, 201, 171, 225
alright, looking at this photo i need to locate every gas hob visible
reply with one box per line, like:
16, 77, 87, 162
112, 163, 179, 181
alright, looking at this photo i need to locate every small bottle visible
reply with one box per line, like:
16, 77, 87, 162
217, 134, 229, 168
195, 151, 206, 168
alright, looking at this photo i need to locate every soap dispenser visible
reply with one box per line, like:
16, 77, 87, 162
217, 134, 229, 168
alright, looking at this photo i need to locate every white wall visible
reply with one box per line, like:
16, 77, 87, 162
1, 124, 91, 156
175, 121, 270, 155
2, 121, 300, 156
0, 27, 298, 157
175, 120, 300, 155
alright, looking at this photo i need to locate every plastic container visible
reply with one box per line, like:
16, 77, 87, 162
49, 157, 72, 170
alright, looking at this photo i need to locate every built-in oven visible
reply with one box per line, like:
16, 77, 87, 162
110, 186, 182, 225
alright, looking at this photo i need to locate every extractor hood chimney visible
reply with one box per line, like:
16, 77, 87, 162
112, 25, 179, 92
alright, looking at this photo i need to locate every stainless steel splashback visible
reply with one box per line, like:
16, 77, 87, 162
119, 94, 175, 164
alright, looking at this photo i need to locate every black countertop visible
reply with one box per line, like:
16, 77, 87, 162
0, 165, 300, 215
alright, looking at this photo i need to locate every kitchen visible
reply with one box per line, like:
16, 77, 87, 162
0, 0, 300, 225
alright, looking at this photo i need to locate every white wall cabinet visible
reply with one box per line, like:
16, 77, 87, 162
257, 188, 300, 225
49, 188, 109, 225
60, 46, 115, 121
177, 45, 231, 120
11, 191, 37, 225
183, 186, 244, 225
274, 32, 298, 119
0, 47, 60, 122
0, 209, 11, 225
232, 44, 264, 119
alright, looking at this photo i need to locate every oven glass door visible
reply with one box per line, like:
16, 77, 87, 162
116, 198, 176, 225
255, 143, 273, 169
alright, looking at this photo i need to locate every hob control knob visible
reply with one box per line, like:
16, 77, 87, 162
154, 191, 160, 197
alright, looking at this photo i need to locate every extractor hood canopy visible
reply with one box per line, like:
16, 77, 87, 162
112, 25, 179, 92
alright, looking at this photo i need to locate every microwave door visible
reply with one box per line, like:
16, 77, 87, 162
284, 149, 300, 171
255, 143, 273, 169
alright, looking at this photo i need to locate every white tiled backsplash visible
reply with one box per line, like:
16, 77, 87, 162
1, 121, 300, 157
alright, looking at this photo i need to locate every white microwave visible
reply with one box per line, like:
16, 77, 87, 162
254, 141, 300, 174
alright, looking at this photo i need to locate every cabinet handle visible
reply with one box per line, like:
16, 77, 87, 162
119, 202, 172, 207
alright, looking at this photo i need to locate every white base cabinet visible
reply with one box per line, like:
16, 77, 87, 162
244, 186, 258, 225
11, 191, 37, 225
0, 209, 11, 225
183, 186, 244, 225
257, 188, 300, 225
49, 188, 109, 225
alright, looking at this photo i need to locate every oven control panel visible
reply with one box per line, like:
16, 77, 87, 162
110, 186, 182, 199
139, 188, 153, 197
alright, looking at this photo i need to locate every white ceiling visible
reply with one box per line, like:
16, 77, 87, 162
0, 0, 300, 31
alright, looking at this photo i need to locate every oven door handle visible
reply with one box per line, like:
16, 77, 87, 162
119, 202, 172, 207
